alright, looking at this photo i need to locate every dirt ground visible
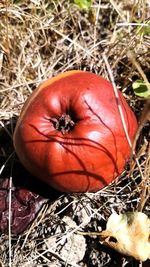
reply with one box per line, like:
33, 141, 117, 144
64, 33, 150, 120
0, 1, 150, 266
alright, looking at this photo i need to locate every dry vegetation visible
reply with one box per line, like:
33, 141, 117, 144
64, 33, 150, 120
0, 0, 150, 266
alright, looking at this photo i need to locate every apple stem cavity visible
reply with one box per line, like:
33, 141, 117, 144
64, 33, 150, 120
50, 114, 75, 134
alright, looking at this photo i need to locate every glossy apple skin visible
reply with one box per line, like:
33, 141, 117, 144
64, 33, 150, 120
13, 71, 137, 192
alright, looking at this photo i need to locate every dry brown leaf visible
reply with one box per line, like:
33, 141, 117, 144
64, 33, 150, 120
99, 212, 150, 261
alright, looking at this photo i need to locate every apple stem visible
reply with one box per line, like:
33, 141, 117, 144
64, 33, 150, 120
50, 114, 75, 134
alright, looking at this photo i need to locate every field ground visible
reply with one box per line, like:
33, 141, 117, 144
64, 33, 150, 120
0, 1, 150, 266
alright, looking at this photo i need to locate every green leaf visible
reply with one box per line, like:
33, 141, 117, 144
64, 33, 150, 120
138, 23, 150, 37
74, 0, 92, 10
142, 25, 150, 36
132, 80, 150, 98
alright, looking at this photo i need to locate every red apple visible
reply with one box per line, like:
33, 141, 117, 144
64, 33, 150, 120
13, 71, 137, 192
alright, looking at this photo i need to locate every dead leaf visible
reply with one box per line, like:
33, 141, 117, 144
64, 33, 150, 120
99, 212, 150, 261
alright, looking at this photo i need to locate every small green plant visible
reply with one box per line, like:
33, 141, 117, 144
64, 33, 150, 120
138, 22, 150, 37
73, 0, 92, 10
132, 80, 150, 98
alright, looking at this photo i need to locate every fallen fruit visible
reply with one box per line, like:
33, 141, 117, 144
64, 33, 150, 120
13, 71, 137, 192
0, 178, 45, 234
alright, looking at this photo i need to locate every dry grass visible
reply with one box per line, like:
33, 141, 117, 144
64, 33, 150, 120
0, 0, 150, 266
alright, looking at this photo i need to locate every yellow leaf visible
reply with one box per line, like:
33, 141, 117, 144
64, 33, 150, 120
99, 212, 150, 261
